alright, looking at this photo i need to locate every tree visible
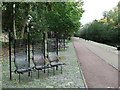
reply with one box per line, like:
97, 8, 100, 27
45, 2, 84, 36
2, 2, 84, 39
80, 3, 119, 46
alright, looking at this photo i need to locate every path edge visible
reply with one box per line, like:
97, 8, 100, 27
81, 38, 119, 71
72, 38, 88, 88
84, 40, 119, 71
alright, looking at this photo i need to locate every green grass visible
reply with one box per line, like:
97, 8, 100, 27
2, 42, 85, 88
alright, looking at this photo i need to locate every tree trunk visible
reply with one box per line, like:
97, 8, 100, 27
20, 16, 28, 39
20, 4, 30, 39
13, 3, 17, 39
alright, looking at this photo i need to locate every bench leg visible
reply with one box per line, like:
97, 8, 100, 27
56, 66, 58, 70
61, 65, 62, 74
19, 74, 21, 83
38, 70, 39, 78
44, 69, 46, 73
48, 68, 49, 74
53, 67, 55, 75
28, 72, 30, 77
31, 71, 32, 78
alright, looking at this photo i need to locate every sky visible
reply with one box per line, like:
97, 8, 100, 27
80, 0, 119, 25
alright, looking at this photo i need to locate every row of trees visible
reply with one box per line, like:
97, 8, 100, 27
79, 2, 120, 47
2, 2, 84, 39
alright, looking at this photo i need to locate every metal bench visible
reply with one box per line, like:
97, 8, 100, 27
47, 38, 66, 75
13, 39, 32, 82
31, 39, 50, 78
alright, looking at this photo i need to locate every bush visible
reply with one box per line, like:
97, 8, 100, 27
80, 20, 119, 46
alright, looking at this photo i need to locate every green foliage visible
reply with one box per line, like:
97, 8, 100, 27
2, 2, 13, 31
45, 2, 84, 36
80, 4, 119, 47
2, 2, 84, 39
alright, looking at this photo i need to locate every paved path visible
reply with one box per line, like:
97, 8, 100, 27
81, 38, 118, 70
72, 37, 118, 88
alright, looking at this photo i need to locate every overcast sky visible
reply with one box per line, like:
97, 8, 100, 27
80, 0, 119, 25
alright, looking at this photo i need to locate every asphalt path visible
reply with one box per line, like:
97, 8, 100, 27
72, 37, 118, 88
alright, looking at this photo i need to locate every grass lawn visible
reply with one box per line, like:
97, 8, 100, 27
2, 42, 85, 88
